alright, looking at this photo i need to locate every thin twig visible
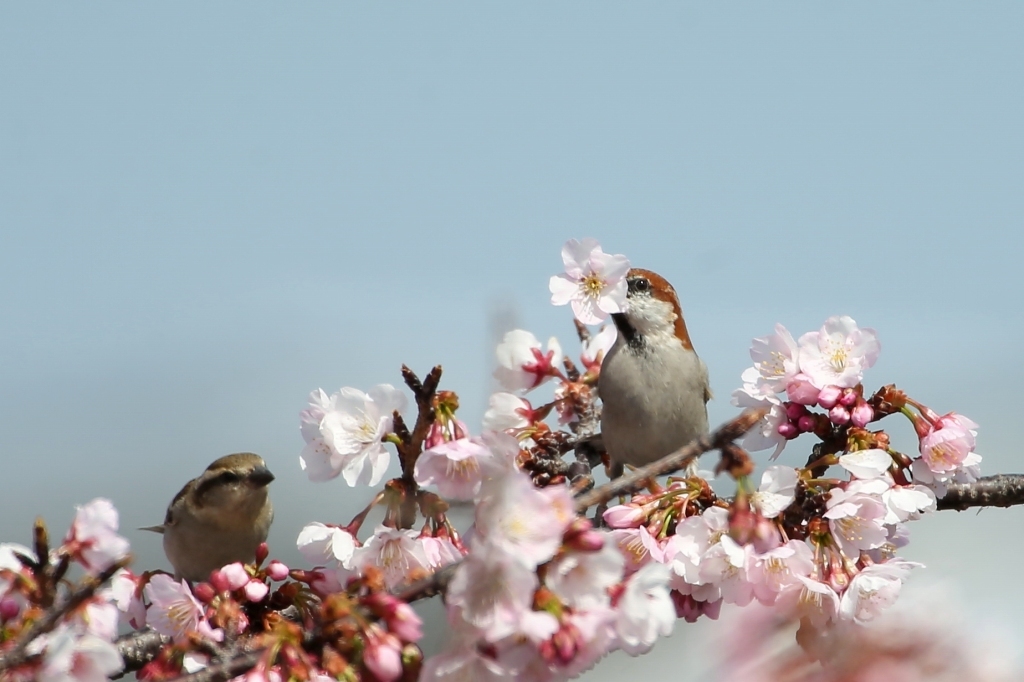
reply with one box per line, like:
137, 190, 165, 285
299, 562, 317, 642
0, 556, 131, 673
170, 649, 264, 682
573, 408, 768, 513
937, 474, 1024, 511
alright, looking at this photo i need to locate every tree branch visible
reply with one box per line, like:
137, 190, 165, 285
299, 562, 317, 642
573, 407, 768, 513
170, 649, 264, 682
110, 629, 171, 679
937, 474, 1024, 511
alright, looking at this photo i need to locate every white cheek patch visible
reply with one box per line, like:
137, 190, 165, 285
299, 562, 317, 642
627, 296, 677, 344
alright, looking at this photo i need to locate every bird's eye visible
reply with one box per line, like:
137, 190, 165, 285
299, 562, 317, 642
631, 278, 650, 293
217, 471, 241, 483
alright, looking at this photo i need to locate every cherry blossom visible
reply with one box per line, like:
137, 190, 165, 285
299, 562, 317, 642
414, 437, 492, 500
493, 330, 564, 393
785, 575, 841, 627
299, 384, 407, 486
732, 379, 789, 459
824, 486, 889, 557
839, 560, 922, 624
144, 575, 220, 640
615, 562, 676, 656
474, 469, 573, 568
749, 324, 801, 392
699, 536, 755, 606
34, 627, 122, 682
482, 392, 533, 433
838, 448, 892, 480
544, 540, 624, 610
580, 324, 617, 372
747, 540, 814, 606
62, 499, 130, 574
109, 569, 146, 629
797, 315, 880, 389
919, 418, 975, 474
296, 522, 357, 570
548, 238, 630, 325
352, 526, 431, 591
420, 645, 511, 682
362, 627, 403, 682
751, 466, 798, 518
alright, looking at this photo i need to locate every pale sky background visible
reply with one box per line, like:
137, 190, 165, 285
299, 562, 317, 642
2, 3, 1023, 679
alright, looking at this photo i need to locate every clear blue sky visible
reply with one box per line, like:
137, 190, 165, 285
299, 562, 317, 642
2, 3, 1022, 677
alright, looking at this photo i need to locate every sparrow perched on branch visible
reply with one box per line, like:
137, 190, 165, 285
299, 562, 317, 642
598, 268, 711, 474
142, 453, 275, 582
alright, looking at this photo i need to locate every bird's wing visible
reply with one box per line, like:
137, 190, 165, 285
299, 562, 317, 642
700, 358, 713, 403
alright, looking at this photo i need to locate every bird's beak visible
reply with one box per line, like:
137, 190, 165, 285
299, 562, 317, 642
248, 466, 275, 487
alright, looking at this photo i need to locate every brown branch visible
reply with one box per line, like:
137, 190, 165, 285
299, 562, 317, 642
573, 407, 768, 513
937, 474, 1024, 511
0, 556, 131, 673
170, 649, 264, 682
397, 364, 442, 480
110, 629, 171, 679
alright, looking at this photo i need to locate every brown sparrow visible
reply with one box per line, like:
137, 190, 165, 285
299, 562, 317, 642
598, 268, 711, 472
142, 453, 275, 582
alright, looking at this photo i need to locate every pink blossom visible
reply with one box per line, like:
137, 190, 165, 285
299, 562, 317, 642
698, 536, 754, 606
414, 438, 492, 501
747, 540, 814, 605
493, 330, 564, 393
420, 646, 511, 682
615, 562, 675, 656
544, 540, 624, 610
748, 324, 801, 392
34, 627, 123, 682
353, 526, 431, 591
731, 380, 789, 459
421, 535, 464, 569
919, 419, 974, 474
669, 507, 729, 588
840, 559, 922, 624
482, 392, 533, 433
798, 315, 880, 389
63, 499, 130, 574
474, 470, 573, 568
838, 448, 892, 479
816, 384, 843, 409
609, 528, 653, 574
363, 628, 403, 682
751, 466, 798, 518
548, 238, 630, 325
851, 401, 875, 427
109, 569, 145, 629
824, 486, 889, 557
446, 549, 550, 643
144, 575, 219, 640
73, 599, 119, 642
580, 324, 617, 372
299, 384, 407, 485
785, 374, 821, 406
883, 484, 936, 523
785, 575, 841, 627
296, 522, 357, 570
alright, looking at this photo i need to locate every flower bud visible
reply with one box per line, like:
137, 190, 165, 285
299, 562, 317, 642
192, 582, 216, 603
777, 422, 799, 439
839, 388, 859, 407
602, 504, 646, 529
786, 375, 821, 406
364, 631, 403, 682
255, 542, 269, 566
785, 402, 809, 421
828, 405, 850, 425
266, 560, 290, 581
797, 415, 817, 433
244, 580, 269, 603
0, 596, 21, 622
817, 385, 842, 409
851, 402, 874, 428
215, 563, 250, 592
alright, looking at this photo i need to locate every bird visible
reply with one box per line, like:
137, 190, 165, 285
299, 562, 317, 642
598, 268, 711, 475
141, 453, 275, 582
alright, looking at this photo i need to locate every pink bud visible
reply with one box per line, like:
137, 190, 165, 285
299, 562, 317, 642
266, 561, 290, 581
566, 529, 605, 552
777, 422, 799, 439
255, 543, 269, 565
839, 388, 858, 407
817, 385, 842, 409
786, 375, 821, 406
785, 402, 808, 420
218, 563, 250, 591
797, 415, 817, 433
387, 601, 423, 643
424, 421, 447, 449
192, 582, 216, 603
851, 402, 874, 428
602, 505, 645, 529
363, 633, 403, 682
0, 596, 21, 622
209, 570, 230, 593
829, 405, 850, 425
244, 580, 269, 602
